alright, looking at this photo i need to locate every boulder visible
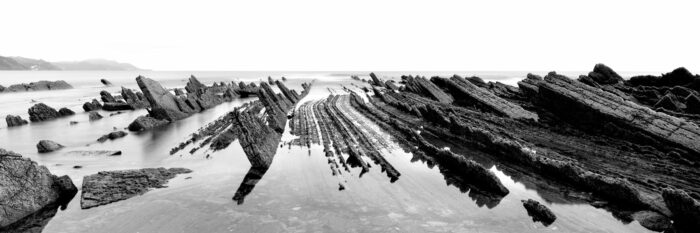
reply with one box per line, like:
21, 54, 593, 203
100, 79, 112, 86
522, 199, 557, 226
686, 94, 700, 114
0, 149, 77, 228
28, 103, 61, 122
136, 76, 189, 121
662, 188, 700, 228
88, 112, 103, 121
58, 107, 75, 116
5, 115, 28, 127
80, 167, 191, 209
96, 131, 127, 142
82, 99, 102, 111
99, 90, 116, 103
128, 116, 169, 131
36, 140, 64, 153
588, 63, 624, 85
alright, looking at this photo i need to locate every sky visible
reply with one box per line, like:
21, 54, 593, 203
1, 0, 699, 72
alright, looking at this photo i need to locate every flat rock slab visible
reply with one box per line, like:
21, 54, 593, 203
80, 167, 192, 209
63, 150, 122, 156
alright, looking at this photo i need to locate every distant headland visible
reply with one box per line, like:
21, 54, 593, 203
0, 55, 146, 71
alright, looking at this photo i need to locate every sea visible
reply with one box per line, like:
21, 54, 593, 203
0, 71, 655, 232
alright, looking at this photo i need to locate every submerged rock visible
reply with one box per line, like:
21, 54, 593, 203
96, 131, 127, 142
88, 112, 103, 121
100, 79, 112, 86
80, 167, 192, 209
5, 115, 28, 127
82, 99, 102, 112
522, 199, 557, 226
28, 103, 61, 122
0, 149, 77, 228
36, 140, 64, 153
127, 116, 168, 131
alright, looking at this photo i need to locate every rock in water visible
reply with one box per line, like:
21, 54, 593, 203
0, 80, 73, 93
662, 188, 700, 228
369, 72, 386, 88
58, 107, 75, 116
36, 140, 64, 153
5, 115, 28, 127
0, 149, 77, 228
96, 131, 127, 142
522, 199, 557, 226
99, 90, 117, 103
100, 79, 112, 86
80, 167, 192, 209
88, 112, 103, 121
184, 75, 206, 94
136, 76, 189, 121
28, 103, 61, 122
121, 87, 149, 109
128, 116, 168, 131
82, 99, 102, 112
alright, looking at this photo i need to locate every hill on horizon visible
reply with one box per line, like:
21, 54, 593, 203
0, 55, 145, 71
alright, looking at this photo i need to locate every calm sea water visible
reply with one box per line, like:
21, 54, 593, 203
0, 71, 653, 232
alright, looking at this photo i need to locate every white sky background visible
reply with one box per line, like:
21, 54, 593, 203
0, 0, 698, 72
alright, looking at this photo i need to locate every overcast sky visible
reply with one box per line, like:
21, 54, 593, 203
1, 0, 698, 71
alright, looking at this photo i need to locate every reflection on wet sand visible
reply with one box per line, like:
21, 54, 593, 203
233, 166, 271, 205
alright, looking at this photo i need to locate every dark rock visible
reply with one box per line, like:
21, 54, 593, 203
578, 75, 602, 88
465, 76, 488, 88
173, 88, 185, 96
369, 72, 385, 87
58, 107, 75, 116
88, 112, 103, 121
403, 75, 454, 104
128, 116, 169, 131
0, 149, 77, 228
100, 79, 112, 86
184, 75, 206, 94
136, 76, 189, 121
5, 115, 28, 127
82, 99, 102, 111
69, 121, 78, 125
632, 211, 671, 232
281, 76, 287, 81
0, 80, 73, 93
80, 167, 192, 209
653, 93, 682, 112
338, 183, 345, 191
385, 80, 399, 90
662, 188, 700, 228
121, 87, 149, 109
629, 67, 698, 87
36, 140, 64, 153
28, 103, 61, 122
73, 165, 82, 169
99, 90, 117, 103
667, 86, 695, 99
522, 199, 557, 226
588, 63, 624, 85
102, 102, 133, 111
268, 76, 275, 85
686, 94, 700, 114
96, 131, 127, 142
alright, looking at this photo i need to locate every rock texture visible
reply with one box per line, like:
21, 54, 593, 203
662, 188, 700, 228
28, 103, 61, 122
127, 116, 168, 131
80, 167, 192, 209
522, 199, 557, 226
0, 149, 77, 228
403, 75, 454, 104
5, 115, 28, 127
36, 140, 64, 153
0, 80, 72, 93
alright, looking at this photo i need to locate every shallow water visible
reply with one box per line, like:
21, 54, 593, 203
0, 71, 653, 232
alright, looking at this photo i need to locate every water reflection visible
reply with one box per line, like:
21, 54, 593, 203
233, 166, 271, 205
0, 189, 76, 233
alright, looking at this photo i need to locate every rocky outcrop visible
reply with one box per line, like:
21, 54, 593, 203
0, 149, 77, 228
121, 87, 149, 109
629, 67, 699, 88
88, 112, 103, 121
82, 99, 102, 111
100, 90, 117, 103
432, 75, 538, 120
369, 72, 385, 88
402, 75, 454, 104
537, 72, 700, 156
80, 167, 191, 209
662, 188, 700, 228
28, 103, 61, 122
127, 116, 168, 131
522, 199, 557, 226
36, 140, 64, 153
0, 80, 72, 93
586, 63, 624, 85
137, 76, 190, 121
5, 115, 28, 127
96, 131, 127, 142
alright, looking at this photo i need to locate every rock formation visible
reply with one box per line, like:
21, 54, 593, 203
5, 115, 28, 127
662, 188, 700, 229
58, 107, 75, 116
28, 103, 61, 122
127, 116, 168, 131
0, 149, 77, 228
100, 79, 112, 86
96, 131, 127, 142
80, 167, 191, 209
522, 199, 557, 226
0, 80, 72, 93
36, 140, 64, 153
82, 99, 102, 111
